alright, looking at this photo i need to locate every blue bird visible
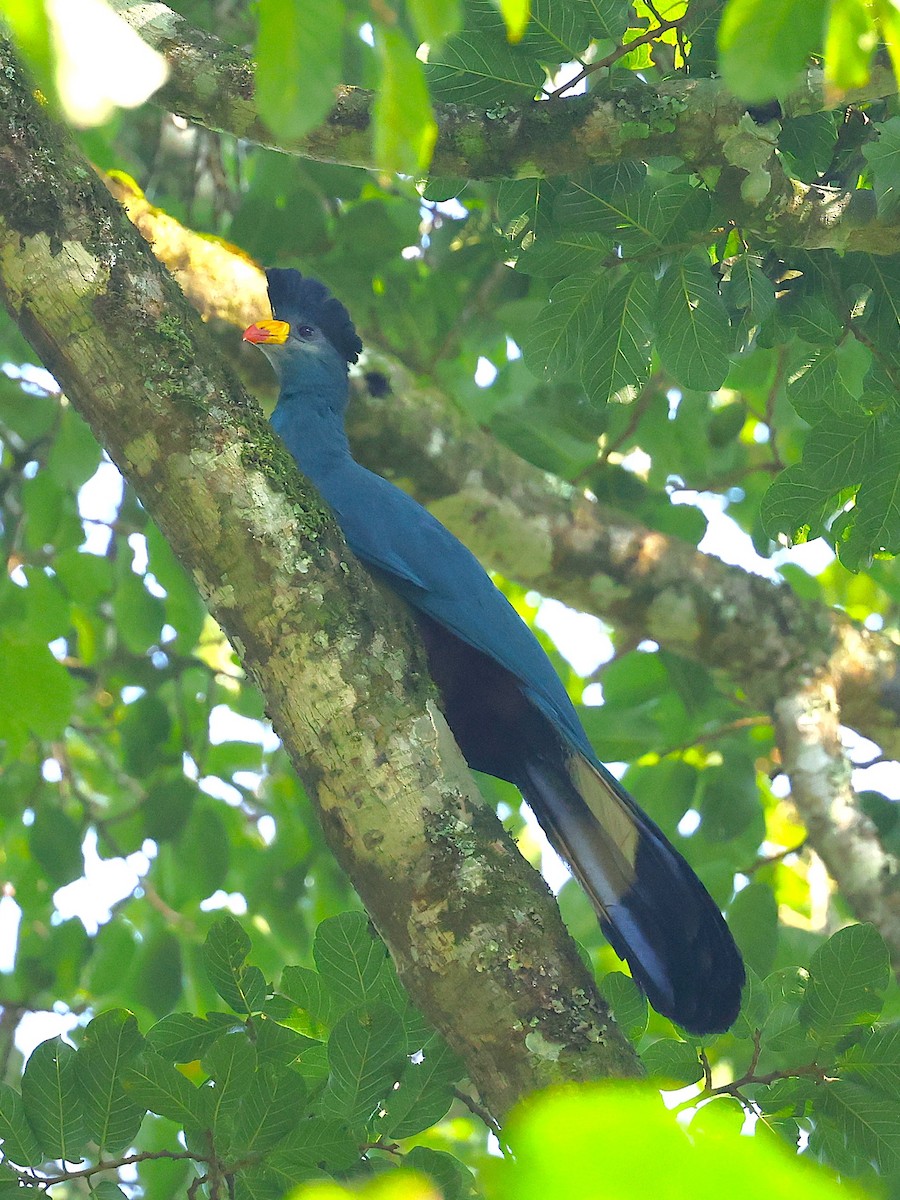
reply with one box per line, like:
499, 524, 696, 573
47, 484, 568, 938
244, 268, 745, 1035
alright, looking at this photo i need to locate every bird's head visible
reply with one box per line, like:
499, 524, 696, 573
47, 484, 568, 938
243, 268, 362, 390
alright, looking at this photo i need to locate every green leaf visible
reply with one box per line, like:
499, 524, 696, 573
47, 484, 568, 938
17, 566, 70, 642
0, 374, 57, 441
231, 1166, 286, 1200
426, 23, 544, 105
0, 0, 54, 98
778, 113, 840, 181
28, 805, 84, 887
145, 522, 206, 654
840, 1024, 900, 1100
581, 269, 656, 406
698, 761, 763, 844
313, 912, 390, 1010
230, 1065, 306, 1155
502, 1083, 852, 1200
498, 0, 529, 42
553, 163, 648, 232
526, 0, 591, 60
407, 0, 462, 44
253, 1014, 325, 1074
203, 915, 267, 1014
203, 1033, 256, 1131
582, 0, 630, 41
146, 1014, 232, 1063
255, 0, 344, 140
800, 924, 890, 1042
132, 929, 184, 1019
726, 256, 776, 327
728, 882, 778, 978
120, 693, 172, 778
143, 774, 196, 843
268, 1117, 360, 1172
0, 1082, 43, 1166
122, 1052, 212, 1129
785, 292, 846, 345
496, 177, 559, 240
718, 0, 828, 102
801, 413, 878, 493
0, 636, 74, 744
46, 406, 102, 490
517, 231, 612, 277
874, 0, 900, 86
21, 1038, 88, 1162
760, 463, 832, 544
522, 274, 608, 380
382, 1032, 463, 1139
21, 470, 79, 551
641, 1039, 704, 1086
826, 0, 878, 90
374, 26, 437, 174
112, 565, 165, 655
655, 251, 731, 391
843, 416, 900, 566
322, 1003, 406, 1123
75, 1010, 145, 1154
599, 973, 649, 1044
785, 341, 866, 423
818, 1080, 900, 1173
406, 1146, 474, 1200
88, 1184, 128, 1200
280, 965, 341, 1028
862, 117, 900, 219
172, 802, 230, 902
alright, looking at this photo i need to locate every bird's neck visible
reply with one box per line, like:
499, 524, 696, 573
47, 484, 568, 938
271, 371, 352, 482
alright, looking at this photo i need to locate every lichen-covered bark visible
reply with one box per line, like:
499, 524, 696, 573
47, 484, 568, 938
0, 39, 641, 1116
108, 0, 900, 254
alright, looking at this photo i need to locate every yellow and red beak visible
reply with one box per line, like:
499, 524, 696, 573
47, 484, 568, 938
242, 319, 290, 345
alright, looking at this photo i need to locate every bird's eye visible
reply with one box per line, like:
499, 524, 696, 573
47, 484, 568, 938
295, 324, 315, 339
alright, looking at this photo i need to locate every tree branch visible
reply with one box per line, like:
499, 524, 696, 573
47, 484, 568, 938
0, 38, 641, 1117
774, 679, 900, 974
109, 0, 900, 253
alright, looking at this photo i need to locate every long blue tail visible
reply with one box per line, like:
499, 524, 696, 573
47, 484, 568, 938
521, 753, 745, 1035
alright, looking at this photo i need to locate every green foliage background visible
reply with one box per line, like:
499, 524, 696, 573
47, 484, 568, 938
0, 0, 899, 1196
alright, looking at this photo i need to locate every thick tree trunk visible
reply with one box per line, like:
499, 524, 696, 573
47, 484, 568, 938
0, 39, 642, 1117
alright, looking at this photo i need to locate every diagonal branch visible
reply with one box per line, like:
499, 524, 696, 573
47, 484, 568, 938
0, 37, 641, 1116
107, 0, 900, 253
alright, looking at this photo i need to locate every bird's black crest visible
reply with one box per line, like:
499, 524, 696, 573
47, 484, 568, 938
266, 268, 363, 365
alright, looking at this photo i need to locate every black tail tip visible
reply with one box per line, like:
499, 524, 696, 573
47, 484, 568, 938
605, 911, 746, 1036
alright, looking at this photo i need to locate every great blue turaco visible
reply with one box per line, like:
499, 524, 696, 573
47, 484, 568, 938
244, 268, 745, 1035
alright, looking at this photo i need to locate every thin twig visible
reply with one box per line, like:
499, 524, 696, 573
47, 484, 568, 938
674, 1029, 828, 1116
745, 839, 808, 875
452, 1085, 504, 1140
34, 1148, 209, 1186
547, 19, 684, 98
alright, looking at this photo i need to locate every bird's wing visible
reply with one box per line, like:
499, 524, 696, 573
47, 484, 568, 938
325, 465, 595, 758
